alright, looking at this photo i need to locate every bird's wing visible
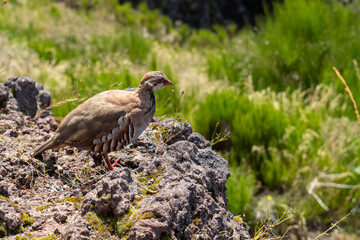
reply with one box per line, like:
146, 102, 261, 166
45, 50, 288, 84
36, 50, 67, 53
54, 90, 142, 148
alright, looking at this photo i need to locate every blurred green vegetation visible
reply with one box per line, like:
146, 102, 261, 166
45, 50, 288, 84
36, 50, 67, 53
253, 0, 360, 94
1, 0, 360, 237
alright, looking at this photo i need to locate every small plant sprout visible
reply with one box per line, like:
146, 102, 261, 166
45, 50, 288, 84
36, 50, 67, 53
253, 207, 294, 240
210, 122, 230, 146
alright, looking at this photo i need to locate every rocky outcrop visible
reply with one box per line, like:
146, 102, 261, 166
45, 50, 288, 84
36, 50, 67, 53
0, 77, 249, 239
1, 76, 52, 118
61, 219, 92, 240
0, 199, 21, 231
81, 168, 142, 218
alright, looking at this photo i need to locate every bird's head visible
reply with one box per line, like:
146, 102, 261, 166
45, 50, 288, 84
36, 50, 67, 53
139, 71, 173, 91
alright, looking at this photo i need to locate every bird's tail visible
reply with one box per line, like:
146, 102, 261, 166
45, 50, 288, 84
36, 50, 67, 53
32, 136, 57, 157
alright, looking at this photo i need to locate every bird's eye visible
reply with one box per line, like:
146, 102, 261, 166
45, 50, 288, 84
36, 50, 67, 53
156, 78, 164, 83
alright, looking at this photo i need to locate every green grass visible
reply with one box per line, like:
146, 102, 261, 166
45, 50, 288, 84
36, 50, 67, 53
253, 0, 360, 107
226, 166, 256, 217
195, 82, 360, 226
1, 0, 360, 237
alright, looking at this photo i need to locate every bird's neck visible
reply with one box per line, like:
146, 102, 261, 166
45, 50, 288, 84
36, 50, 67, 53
136, 87, 156, 114
136, 85, 153, 100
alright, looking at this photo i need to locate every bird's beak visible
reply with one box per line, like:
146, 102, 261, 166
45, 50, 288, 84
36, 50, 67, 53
165, 79, 173, 85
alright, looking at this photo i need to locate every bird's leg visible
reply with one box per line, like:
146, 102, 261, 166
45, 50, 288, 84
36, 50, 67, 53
111, 158, 121, 168
102, 153, 114, 170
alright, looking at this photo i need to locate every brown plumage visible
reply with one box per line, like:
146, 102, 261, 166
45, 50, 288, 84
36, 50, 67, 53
32, 71, 173, 170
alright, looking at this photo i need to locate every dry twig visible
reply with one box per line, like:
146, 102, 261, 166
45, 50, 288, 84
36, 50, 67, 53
333, 66, 360, 123
314, 210, 352, 240
34, 97, 86, 119
308, 173, 360, 212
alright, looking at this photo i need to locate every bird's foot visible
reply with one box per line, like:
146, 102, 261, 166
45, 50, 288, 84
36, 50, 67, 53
102, 153, 114, 170
111, 158, 120, 168
102, 153, 121, 170
105, 160, 114, 170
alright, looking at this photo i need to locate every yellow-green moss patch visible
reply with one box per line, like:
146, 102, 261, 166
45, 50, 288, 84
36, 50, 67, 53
35, 203, 56, 211
57, 196, 83, 209
0, 219, 7, 238
14, 233, 34, 240
32, 234, 57, 240
116, 204, 156, 238
15, 235, 28, 240
0, 195, 10, 202
57, 196, 83, 203
86, 212, 112, 239
138, 212, 156, 220
138, 166, 164, 196
36, 196, 83, 211
116, 205, 140, 238
0, 194, 19, 209
20, 212, 34, 227
192, 217, 200, 225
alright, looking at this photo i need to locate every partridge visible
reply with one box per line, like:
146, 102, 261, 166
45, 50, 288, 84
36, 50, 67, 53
32, 71, 173, 170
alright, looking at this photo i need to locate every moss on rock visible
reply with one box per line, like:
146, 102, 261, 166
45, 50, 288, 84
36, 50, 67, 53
85, 212, 112, 239
35, 203, 56, 211
20, 212, 34, 227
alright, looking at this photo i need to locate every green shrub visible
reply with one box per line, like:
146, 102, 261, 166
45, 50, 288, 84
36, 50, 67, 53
193, 90, 288, 169
114, 2, 173, 38
188, 29, 222, 48
206, 50, 244, 84
120, 30, 151, 62
29, 36, 82, 63
193, 84, 360, 227
252, 0, 360, 105
226, 166, 256, 216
